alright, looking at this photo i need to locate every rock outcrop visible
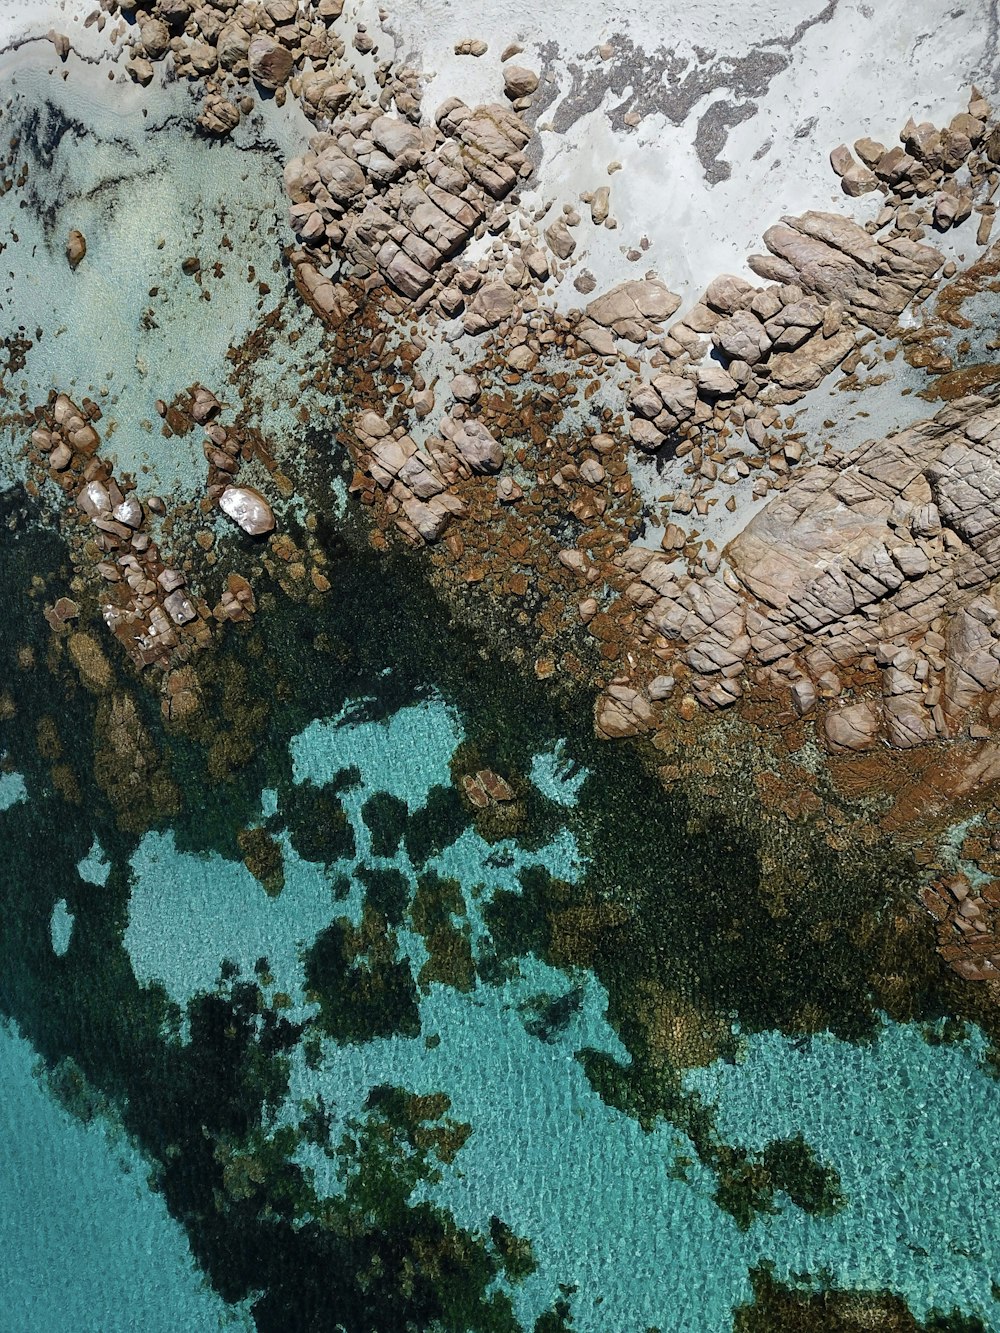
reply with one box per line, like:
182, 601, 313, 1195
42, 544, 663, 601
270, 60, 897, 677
749, 210, 942, 334
717, 389, 1000, 743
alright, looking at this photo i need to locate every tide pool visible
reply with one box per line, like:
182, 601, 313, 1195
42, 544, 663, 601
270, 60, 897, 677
528, 741, 589, 807
76, 837, 111, 888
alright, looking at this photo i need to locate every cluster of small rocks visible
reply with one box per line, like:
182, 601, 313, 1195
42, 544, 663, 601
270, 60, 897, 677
29, 393, 218, 674
96, 0, 362, 134
22, 389, 294, 719
324, 108, 1000, 763
829, 90, 998, 242
593, 98, 997, 557
922, 872, 1000, 982
98, 0, 550, 330
285, 94, 535, 323
580, 381, 1000, 761
728, 391, 1000, 746
621, 209, 941, 470
170, 384, 279, 537
349, 405, 502, 543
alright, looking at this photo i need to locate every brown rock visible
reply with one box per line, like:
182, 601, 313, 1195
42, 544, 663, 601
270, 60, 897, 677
586, 279, 681, 331
371, 114, 423, 160
766, 326, 855, 392
139, 18, 170, 59
749, 210, 941, 334
464, 281, 517, 333
217, 22, 252, 69
66, 229, 86, 271
825, 700, 880, 751
198, 95, 240, 137
713, 309, 770, 364
854, 137, 885, 167
695, 365, 738, 397
595, 684, 653, 738
248, 35, 293, 90
127, 56, 155, 86
545, 220, 577, 260
841, 163, 879, 197
158, 0, 191, 22
450, 374, 480, 403
190, 386, 221, 423
829, 144, 855, 177
503, 65, 540, 99
703, 273, 754, 314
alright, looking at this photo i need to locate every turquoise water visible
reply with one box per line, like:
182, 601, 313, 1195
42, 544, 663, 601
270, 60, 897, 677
127, 828, 338, 1017
290, 695, 464, 806
0, 770, 27, 811
687, 1022, 1000, 1326
0, 1020, 251, 1331
76, 838, 111, 888
49, 899, 73, 957
528, 741, 589, 807
114, 693, 1000, 1331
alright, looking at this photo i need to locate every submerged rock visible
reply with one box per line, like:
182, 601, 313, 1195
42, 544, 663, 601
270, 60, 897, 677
67, 632, 112, 694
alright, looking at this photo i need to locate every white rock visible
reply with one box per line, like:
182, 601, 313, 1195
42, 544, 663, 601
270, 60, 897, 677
112, 497, 143, 529
219, 486, 275, 536
77, 481, 112, 519
164, 590, 197, 625
450, 374, 481, 403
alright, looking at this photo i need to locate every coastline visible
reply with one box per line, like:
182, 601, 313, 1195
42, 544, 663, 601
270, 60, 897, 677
5, 1, 1000, 1329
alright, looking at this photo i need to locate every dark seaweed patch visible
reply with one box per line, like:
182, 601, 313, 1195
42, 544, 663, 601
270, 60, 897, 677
361, 789, 409, 857
356, 863, 409, 926
303, 905, 421, 1045
279, 772, 358, 866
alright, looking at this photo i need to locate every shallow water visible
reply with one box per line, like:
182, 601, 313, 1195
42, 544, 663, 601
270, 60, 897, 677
0, 1020, 252, 1331
22, 669, 1000, 1331
0, 51, 321, 503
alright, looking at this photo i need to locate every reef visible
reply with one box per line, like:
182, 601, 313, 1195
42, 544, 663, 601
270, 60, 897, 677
733, 1266, 989, 1333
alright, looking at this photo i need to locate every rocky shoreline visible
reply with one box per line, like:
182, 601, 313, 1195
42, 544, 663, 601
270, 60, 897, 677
19, 0, 1000, 996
